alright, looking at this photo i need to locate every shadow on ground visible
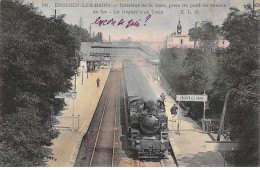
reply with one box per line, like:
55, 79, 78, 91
176, 151, 224, 167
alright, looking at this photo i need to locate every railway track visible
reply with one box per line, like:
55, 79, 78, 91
135, 158, 169, 167
75, 59, 178, 167
120, 68, 178, 167
75, 70, 120, 167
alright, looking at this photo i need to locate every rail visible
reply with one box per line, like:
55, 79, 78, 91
112, 74, 119, 167
135, 159, 167, 167
88, 71, 120, 167
88, 78, 112, 167
160, 160, 166, 167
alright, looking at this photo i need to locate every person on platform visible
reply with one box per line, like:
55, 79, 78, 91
96, 77, 100, 87
160, 93, 166, 103
171, 104, 180, 135
170, 104, 178, 116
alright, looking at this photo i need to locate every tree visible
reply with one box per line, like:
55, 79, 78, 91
189, 21, 220, 49
212, 6, 259, 166
183, 48, 208, 93
160, 3, 259, 166
160, 47, 188, 93
66, 24, 92, 43
94, 32, 103, 42
176, 22, 220, 120
0, 0, 77, 166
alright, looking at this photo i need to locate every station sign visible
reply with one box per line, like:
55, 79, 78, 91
81, 57, 88, 61
176, 94, 207, 102
81, 56, 100, 61
55, 92, 77, 99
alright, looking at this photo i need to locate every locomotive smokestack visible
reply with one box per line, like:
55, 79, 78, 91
145, 100, 156, 112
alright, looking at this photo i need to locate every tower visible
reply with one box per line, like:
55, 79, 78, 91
89, 25, 92, 36
79, 17, 84, 41
79, 17, 84, 28
177, 15, 182, 35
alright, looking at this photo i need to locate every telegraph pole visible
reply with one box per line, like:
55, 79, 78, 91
165, 36, 168, 48
253, 0, 255, 11
82, 66, 84, 85
74, 72, 77, 91
89, 25, 92, 35
79, 17, 84, 40
51, 9, 59, 19
194, 22, 198, 48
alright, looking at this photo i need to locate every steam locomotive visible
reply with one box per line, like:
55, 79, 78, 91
122, 60, 169, 158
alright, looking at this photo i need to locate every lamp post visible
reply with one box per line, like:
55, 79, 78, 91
74, 69, 77, 92
203, 91, 206, 119
86, 62, 88, 79
82, 65, 84, 85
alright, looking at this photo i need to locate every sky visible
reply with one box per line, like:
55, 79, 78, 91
23, 0, 258, 42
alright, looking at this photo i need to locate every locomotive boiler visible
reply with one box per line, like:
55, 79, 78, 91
122, 60, 169, 158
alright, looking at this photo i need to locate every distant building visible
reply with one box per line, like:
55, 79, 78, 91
166, 18, 229, 49
167, 32, 194, 48
216, 39, 230, 48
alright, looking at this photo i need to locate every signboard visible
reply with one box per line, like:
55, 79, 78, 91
55, 92, 77, 99
176, 94, 207, 102
205, 141, 240, 151
81, 56, 100, 61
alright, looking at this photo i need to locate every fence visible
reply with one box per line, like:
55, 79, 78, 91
204, 118, 231, 139
203, 118, 220, 133
157, 72, 190, 114
51, 115, 80, 131
156, 68, 231, 139
158, 74, 175, 99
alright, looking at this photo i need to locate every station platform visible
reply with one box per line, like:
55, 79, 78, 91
47, 66, 111, 167
135, 59, 226, 167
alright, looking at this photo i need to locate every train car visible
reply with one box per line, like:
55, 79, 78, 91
122, 60, 169, 159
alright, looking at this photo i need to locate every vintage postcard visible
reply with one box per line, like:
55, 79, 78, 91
1, 0, 259, 167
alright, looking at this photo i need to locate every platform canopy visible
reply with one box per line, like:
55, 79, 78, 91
80, 42, 160, 65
